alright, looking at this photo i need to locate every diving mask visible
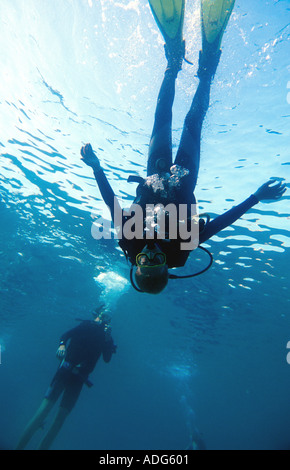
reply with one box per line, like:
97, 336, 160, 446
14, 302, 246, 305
136, 251, 167, 268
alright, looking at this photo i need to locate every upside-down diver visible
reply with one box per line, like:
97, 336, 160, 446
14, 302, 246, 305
81, 0, 286, 294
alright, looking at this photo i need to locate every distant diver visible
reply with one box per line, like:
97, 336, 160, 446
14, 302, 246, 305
81, 0, 286, 294
16, 306, 116, 450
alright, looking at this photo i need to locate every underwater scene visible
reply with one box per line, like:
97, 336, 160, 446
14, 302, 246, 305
0, 0, 290, 451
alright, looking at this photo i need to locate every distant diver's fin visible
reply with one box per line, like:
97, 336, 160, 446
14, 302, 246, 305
201, 0, 236, 50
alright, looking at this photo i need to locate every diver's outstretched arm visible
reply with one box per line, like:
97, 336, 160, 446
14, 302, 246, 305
81, 144, 122, 222
200, 194, 259, 244
200, 180, 287, 243
254, 179, 287, 202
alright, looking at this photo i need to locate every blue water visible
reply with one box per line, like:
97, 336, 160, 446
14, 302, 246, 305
1, 0, 290, 450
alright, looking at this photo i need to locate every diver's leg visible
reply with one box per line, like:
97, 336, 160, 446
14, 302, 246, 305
16, 369, 65, 450
174, 52, 221, 194
37, 406, 70, 450
37, 376, 83, 450
147, 43, 185, 177
147, 69, 176, 176
15, 398, 54, 450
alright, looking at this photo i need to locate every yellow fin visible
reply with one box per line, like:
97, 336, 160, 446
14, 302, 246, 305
201, 0, 235, 46
149, 0, 185, 41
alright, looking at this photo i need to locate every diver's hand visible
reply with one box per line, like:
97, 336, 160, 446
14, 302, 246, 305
254, 179, 287, 202
56, 345, 66, 359
80, 143, 101, 171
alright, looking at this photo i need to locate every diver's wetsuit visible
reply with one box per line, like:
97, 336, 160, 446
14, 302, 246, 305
45, 321, 116, 412
92, 60, 259, 269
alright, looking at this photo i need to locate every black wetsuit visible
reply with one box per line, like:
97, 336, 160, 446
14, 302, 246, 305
119, 192, 258, 268
45, 321, 116, 412
91, 58, 259, 270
